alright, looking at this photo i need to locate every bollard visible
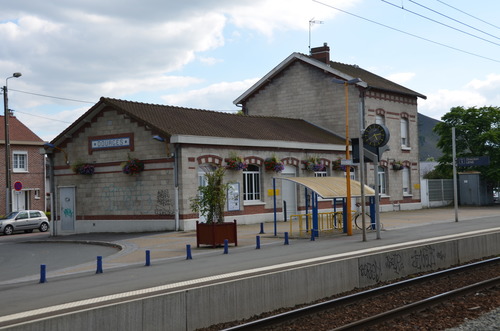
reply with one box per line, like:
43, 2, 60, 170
40, 264, 46, 283
145, 250, 151, 266
223, 239, 229, 254
256, 235, 261, 249
284, 232, 289, 245
259, 222, 265, 234
96, 256, 103, 274
186, 244, 192, 260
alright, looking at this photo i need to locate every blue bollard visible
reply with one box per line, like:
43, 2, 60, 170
145, 250, 151, 266
223, 239, 229, 254
259, 222, 265, 234
256, 235, 261, 249
40, 264, 46, 283
96, 256, 103, 274
284, 232, 289, 245
186, 244, 192, 260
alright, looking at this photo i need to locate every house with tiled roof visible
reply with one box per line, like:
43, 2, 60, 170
46, 97, 351, 233
0, 114, 45, 215
234, 43, 427, 211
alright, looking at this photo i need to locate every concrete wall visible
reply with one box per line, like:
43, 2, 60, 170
6, 230, 499, 331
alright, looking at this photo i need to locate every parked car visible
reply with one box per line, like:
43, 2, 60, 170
0, 210, 49, 235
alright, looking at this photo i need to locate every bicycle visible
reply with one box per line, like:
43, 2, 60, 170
352, 203, 376, 230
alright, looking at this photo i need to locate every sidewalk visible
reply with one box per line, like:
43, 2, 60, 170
44, 205, 500, 275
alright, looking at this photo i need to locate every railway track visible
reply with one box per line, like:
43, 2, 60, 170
217, 257, 500, 331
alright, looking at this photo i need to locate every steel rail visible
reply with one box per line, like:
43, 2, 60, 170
222, 257, 499, 331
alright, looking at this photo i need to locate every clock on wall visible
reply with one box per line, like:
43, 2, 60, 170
362, 123, 390, 147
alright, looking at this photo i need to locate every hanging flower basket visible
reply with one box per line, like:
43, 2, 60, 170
122, 158, 145, 175
305, 157, 326, 172
392, 162, 404, 171
331, 158, 346, 172
225, 154, 247, 171
264, 156, 284, 173
72, 163, 95, 175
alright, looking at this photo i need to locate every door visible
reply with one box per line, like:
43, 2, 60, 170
281, 165, 297, 220
13, 190, 28, 211
59, 186, 76, 231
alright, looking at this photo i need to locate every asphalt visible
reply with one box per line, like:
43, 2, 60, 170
39, 205, 500, 278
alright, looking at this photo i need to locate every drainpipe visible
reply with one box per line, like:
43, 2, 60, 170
173, 144, 180, 231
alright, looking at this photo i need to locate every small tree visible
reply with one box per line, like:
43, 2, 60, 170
190, 167, 229, 224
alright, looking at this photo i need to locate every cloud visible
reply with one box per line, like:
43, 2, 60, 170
161, 78, 258, 111
419, 74, 500, 120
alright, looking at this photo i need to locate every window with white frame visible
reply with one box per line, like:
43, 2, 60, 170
13, 151, 28, 172
400, 117, 409, 147
243, 165, 261, 202
378, 166, 387, 195
314, 170, 328, 177
402, 167, 411, 195
375, 114, 385, 125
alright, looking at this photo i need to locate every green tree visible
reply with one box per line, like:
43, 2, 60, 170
433, 106, 500, 188
190, 167, 229, 224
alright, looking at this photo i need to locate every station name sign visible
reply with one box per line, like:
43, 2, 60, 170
88, 133, 134, 154
457, 156, 490, 167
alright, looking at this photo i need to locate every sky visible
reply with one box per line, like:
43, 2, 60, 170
1, 0, 499, 142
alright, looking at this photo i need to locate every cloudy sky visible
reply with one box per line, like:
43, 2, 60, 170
1, 0, 499, 141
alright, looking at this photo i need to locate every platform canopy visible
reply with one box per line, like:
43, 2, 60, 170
279, 176, 375, 199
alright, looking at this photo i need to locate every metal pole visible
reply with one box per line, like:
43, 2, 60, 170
452, 127, 459, 222
344, 83, 353, 236
3, 84, 11, 215
358, 89, 367, 242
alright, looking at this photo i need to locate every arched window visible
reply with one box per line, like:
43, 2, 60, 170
402, 167, 411, 195
400, 115, 410, 147
378, 166, 387, 195
243, 165, 261, 202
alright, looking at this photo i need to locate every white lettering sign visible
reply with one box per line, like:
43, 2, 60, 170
91, 137, 130, 149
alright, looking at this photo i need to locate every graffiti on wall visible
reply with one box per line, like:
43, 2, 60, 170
358, 245, 446, 281
96, 182, 173, 215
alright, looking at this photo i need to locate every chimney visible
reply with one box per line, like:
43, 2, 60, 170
310, 42, 330, 65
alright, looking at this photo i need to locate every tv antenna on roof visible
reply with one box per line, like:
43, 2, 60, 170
309, 18, 324, 53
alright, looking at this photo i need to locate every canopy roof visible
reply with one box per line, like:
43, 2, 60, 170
280, 176, 375, 199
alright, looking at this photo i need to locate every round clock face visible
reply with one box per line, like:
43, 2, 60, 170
362, 123, 390, 147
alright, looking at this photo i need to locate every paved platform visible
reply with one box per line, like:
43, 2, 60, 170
42, 205, 500, 276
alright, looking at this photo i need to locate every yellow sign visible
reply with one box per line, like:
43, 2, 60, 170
268, 189, 280, 196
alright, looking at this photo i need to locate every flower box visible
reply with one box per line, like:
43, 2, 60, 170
196, 220, 238, 248
264, 157, 284, 173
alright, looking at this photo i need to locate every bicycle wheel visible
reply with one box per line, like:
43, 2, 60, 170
354, 212, 374, 230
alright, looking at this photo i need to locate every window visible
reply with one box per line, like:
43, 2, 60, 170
13, 151, 28, 172
402, 167, 411, 195
29, 211, 42, 218
314, 170, 328, 177
378, 166, 387, 195
400, 118, 409, 147
375, 114, 385, 125
243, 165, 261, 201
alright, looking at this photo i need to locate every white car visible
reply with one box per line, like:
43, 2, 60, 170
0, 210, 50, 235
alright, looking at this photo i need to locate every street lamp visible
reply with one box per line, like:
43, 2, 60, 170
332, 77, 363, 236
3, 72, 22, 214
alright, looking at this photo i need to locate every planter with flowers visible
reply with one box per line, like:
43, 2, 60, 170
190, 167, 238, 248
264, 156, 285, 173
392, 161, 404, 171
72, 162, 95, 176
332, 158, 346, 172
304, 157, 326, 172
225, 152, 247, 171
122, 157, 145, 175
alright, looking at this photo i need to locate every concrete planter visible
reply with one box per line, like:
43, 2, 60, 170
196, 220, 238, 248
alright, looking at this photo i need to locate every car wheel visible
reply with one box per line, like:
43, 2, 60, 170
39, 222, 49, 232
24, 229, 34, 233
4, 225, 14, 235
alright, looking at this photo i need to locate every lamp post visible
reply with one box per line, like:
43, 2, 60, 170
332, 77, 363, 236
3, 72, 22, 215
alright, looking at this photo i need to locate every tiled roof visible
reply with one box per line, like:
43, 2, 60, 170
52, 97, 345, 145
329, 61, 426, 99
0, 115, 43, 143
